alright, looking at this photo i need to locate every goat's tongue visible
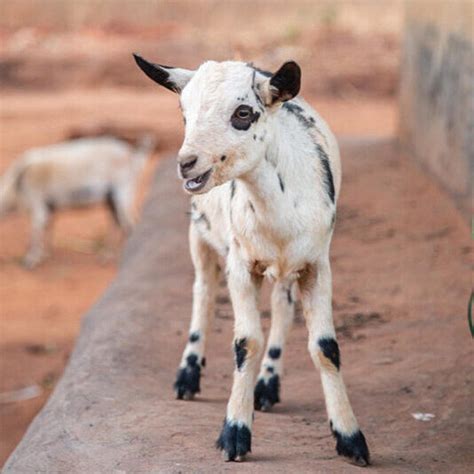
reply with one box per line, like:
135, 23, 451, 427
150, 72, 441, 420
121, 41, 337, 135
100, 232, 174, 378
186, 178, 201, 189
185, 169, 211, 191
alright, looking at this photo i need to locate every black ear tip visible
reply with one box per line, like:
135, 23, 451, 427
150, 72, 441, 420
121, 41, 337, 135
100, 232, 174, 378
269, 60, 302, 101
282, 61, 301, 77
132, 53, 147, 66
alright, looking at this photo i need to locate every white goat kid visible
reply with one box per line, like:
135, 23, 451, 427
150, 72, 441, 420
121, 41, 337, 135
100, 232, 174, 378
134, 54, 370, 466
0, 136, 153, 268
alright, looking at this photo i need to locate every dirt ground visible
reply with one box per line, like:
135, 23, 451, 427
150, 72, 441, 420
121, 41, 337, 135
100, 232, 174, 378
2, 1, 471, 470
4, 137, 472, 473
0, 88, 397, 465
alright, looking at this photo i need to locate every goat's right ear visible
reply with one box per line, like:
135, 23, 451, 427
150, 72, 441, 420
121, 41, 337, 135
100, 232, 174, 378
133, 53, 195, 94
260, 61, 301, 106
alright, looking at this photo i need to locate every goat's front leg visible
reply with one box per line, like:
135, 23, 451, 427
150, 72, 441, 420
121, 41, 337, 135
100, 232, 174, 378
216, 249, 263, 461
107, 185, 135, 236
174, 223, 219, 400
254, 279, 295, 411
24, 202, 50, 269
299, 255, 370, 466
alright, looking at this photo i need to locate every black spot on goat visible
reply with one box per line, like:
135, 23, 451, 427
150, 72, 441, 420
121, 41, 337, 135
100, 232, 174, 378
283, 102, 315, 129
318, 337, 340, 370
234, 338, 247, 370
268, 347, 281, 360
316, 144, 335, 204
277, 173, 285, 192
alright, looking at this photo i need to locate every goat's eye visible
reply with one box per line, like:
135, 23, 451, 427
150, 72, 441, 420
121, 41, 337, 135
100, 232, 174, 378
237, 108, 250, 119
231, 105, 259, 131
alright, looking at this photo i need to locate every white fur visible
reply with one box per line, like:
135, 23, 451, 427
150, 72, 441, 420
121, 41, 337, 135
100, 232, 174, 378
0, 135, 153, 267
137, 58, 367, 462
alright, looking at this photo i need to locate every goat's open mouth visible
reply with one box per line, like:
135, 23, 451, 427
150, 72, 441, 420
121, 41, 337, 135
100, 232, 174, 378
184, 168, 212, 192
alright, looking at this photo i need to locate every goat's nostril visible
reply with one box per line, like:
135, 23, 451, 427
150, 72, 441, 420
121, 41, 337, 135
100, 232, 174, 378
180, 156, 198, 172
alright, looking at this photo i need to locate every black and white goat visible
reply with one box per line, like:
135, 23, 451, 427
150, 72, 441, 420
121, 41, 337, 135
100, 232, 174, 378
134, 54, 370, 466
0, 135, 154, 267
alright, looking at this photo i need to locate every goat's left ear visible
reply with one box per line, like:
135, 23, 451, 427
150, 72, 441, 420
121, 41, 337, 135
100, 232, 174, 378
133, 53, 195, 94
262, 61, 301, 105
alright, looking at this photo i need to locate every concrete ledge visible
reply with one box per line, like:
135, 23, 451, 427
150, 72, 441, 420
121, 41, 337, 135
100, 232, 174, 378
4, 157, 192, 473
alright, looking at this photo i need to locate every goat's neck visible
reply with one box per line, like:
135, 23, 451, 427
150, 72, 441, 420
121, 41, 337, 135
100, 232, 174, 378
239, 127, 289, 212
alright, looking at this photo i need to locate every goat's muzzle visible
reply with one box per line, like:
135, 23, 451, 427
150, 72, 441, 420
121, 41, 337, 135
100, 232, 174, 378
178, 154, 198, 178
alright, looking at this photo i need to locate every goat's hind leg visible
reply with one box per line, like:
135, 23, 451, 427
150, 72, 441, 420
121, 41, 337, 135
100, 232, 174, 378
300, 256, 370, 466
254, 279, 295, 411
174, 223, 219, 400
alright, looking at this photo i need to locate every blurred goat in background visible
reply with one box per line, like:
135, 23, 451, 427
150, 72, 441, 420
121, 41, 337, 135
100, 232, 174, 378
0, 134, 155, 268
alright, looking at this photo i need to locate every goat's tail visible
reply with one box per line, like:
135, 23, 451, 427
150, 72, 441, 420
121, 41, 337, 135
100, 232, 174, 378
0, 158, 24, 217
131, 133, 157, 172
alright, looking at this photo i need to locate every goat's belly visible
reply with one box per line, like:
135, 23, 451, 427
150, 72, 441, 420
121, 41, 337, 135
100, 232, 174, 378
46, 185, 106, 209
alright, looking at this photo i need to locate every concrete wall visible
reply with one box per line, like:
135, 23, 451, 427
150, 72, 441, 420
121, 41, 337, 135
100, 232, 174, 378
399, 1, 473, 216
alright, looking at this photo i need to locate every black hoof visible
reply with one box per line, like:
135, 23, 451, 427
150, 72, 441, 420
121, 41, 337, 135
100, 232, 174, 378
331, 423, 370, 467
254, 374, 280, 411
216, 418, 251, 461
174, 354, 201, 400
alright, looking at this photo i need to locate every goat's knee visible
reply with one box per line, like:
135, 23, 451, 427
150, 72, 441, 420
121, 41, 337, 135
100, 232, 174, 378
233, 335, 263, 372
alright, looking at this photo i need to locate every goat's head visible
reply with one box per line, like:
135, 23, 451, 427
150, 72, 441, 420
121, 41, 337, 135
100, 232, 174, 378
134, 55, 301, 194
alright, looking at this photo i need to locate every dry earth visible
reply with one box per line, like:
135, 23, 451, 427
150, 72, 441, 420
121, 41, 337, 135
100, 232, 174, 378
1, 3, 471, 470
0, 88, 396, 466
3, 138, 472, 473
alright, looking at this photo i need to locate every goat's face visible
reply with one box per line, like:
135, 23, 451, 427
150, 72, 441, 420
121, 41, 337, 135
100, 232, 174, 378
134, 56, 301, 194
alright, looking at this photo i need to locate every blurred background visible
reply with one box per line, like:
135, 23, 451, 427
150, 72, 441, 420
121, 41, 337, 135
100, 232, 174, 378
0, 0, 471, 467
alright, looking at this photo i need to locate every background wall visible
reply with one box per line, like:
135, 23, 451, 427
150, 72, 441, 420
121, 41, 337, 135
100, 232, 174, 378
399, 0, 473, 218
